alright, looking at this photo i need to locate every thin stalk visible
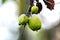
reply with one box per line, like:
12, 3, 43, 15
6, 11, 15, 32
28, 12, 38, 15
18, 25, 26, 40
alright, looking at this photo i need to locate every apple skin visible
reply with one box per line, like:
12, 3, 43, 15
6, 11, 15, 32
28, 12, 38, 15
31, 6, 39, 14
28, 15, 42, 31
18, 14, 29, 25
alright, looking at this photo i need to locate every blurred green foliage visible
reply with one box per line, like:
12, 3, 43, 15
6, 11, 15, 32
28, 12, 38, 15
2, 0, 6, 4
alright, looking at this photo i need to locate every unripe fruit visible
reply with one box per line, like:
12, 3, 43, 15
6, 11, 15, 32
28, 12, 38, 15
31, 6, 38, 13
18, 14, 29, 25
28, 15, 42, 31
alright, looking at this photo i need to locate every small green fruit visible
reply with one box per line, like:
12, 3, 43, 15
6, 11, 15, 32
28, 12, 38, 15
31, 6, 38, 13
28, 15, 42, 31
18, 14, 29, 25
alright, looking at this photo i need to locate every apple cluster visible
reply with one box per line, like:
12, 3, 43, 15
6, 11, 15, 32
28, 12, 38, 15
18, 6, 42, 31
18, 0, 42, 31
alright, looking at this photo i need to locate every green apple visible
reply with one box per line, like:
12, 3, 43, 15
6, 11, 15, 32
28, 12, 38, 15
18, 14, 29, 25
28, 15, 42, 31
31, 6, 38, 14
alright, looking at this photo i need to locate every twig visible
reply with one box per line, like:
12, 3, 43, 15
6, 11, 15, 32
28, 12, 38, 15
18, 25, 26, 40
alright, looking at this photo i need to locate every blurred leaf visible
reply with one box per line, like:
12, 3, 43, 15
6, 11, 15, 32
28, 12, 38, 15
2, 0, 6, 4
